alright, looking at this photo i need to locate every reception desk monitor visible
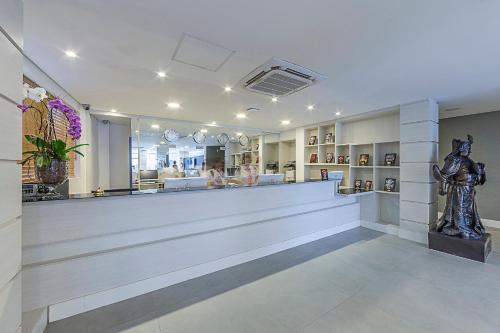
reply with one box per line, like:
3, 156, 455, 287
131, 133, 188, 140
139, 170, 159, 181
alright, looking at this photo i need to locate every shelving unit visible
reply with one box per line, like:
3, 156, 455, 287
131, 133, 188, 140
278, 139, 296, 176
300, 110, 401, 231
263, 141, 279, 173
304, 123, 343, 180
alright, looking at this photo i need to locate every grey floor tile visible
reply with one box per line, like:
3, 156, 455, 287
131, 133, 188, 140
45, 227, 500, 333
157, 287, 290, 333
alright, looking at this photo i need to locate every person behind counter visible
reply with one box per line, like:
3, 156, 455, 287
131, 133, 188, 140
236, 158, 259, 186
206, 159, 225, 186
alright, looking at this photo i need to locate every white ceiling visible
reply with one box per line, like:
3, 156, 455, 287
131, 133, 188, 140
24, 0, 500, 131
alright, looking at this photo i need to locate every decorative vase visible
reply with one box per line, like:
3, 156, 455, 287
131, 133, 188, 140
35, 159, 68, 185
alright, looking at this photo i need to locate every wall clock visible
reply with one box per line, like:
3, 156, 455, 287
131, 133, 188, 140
217, 133, 229, 145
239, 134, 249, 147
163, 129, 180, 142
192, 131, 206, 144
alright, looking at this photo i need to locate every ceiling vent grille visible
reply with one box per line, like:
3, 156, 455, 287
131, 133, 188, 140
240, 58, 326, 96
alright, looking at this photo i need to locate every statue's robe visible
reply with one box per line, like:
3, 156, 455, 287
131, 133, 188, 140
436, 153, 485, 239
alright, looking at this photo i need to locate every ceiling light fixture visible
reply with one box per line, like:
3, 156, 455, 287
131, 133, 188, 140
110, 109, 117, 113
167, 102, 180, 109
335, 111, 341, 116
65, 50, 77, 58
151, 124, 160, 129
307, 105, 315, 111
200, 129, 208, 133
210, 121, 217, 126
224, 86, 232, 92
157, 71, 167, 78
271, 97, 278, 103
160, 141, 166, 144
236, 113, 247, 119
281, 120, 290, 125
236, 132, 243, 136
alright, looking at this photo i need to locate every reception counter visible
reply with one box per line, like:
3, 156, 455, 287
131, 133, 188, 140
22, 180, 363, 321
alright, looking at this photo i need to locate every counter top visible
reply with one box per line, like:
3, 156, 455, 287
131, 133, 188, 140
22, 178, 343, 204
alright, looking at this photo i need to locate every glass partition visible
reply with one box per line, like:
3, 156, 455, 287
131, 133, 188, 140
129, 116, 274, 192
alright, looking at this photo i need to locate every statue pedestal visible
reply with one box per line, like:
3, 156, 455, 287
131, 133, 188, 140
428, 229, 491, 262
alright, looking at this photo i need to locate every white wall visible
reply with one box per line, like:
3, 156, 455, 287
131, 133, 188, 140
0, 1, 23, 332
109, 122, 131, 189
91, 119, 131, 191
338, 112, 400, 144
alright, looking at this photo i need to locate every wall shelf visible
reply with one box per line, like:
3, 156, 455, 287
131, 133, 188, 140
375, 190, 400, 195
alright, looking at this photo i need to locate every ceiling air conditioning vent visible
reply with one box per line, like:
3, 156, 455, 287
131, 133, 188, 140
240, 58, 327, 97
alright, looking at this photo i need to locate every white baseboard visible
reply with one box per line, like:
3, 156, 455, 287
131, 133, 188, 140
438, 212, 500, 229
49, 220, 361, 322
360, 220, 399, 236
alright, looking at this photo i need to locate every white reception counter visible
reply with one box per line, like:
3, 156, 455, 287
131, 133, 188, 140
22, 180, 362, 321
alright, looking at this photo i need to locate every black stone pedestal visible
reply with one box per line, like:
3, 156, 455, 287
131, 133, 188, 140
428, 229, 492, 262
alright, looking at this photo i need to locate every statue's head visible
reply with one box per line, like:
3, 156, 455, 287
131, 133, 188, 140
452, 134, 473, 157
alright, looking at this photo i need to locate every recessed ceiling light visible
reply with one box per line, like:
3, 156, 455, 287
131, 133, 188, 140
160, 141, 166, 144
236, 113, 247, 119
65, 50, 77, 58
210, 121, 217, 126
307, 105, 315, 111
200, 128, 208, 133
167, 102, 180, 109
335, 111, 341, 116
236, 132, 243, 136
110, 109, 117, 113
224, 86, 232, 92
281, 120, 290, 125
151, 124, 160, 129
135, 130, 139, 134
157, 71, 167, 78
271, 97, 278, 103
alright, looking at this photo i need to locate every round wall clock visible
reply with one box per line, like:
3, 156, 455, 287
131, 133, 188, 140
217, 133, 229, 145
163, 129, 180, 142
239, 134, 249, 147
192, 131, 206, 144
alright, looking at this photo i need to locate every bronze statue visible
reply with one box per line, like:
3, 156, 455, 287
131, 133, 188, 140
433, 135, 486, 239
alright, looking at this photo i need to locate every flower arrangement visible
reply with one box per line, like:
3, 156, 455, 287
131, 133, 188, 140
18, 84, 88, 184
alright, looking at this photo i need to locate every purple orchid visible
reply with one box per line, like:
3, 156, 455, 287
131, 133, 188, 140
47, 97, 82, 140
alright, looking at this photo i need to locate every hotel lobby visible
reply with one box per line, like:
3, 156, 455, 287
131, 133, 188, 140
2, 1, 500, 332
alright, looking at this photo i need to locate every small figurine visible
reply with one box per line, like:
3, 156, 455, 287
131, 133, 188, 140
433, 135, 486, 239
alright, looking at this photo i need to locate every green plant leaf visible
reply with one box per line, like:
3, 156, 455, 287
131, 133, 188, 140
25, 135, 48, 148
65, 143, 89, 151
35, 155, 51, 168
72, 150, 85, 157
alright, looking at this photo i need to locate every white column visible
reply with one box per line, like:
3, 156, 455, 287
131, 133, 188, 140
295, 128, 305, 181
97, 120, 111, 189
0, 1, 23, 332
399, 99, 439, 244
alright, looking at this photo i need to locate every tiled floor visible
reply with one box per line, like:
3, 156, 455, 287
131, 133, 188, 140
45, 227, 500, 333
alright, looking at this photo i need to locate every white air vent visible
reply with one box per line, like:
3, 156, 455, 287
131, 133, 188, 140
240, 58, 327, 96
